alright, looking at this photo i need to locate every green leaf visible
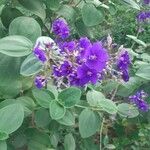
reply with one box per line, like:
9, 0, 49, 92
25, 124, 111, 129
136, 65, 150, 80
118, 103, 139, 118
123, 0, 140, 10
64, 133, 76, 150
12, 134, 27, 149
117, 77, 144, 97
49, 100, 66, 120
18, 0, 46, 21
57, 5, 76, 22
16, 96, 36, 117
20, 54, 43, 76
0, 35, 33, 57
79, 109, 101, 138
0, 104, 24, 134
0, 131, 9, 140
9, 16, 41, 42
17, 96, 35, 110
50, 133, 59, 148
82, 3, 103, 26
1, 7, 22, 28
32, 89, 55, 108
47, 84, 58, 99
35, 108, 51, 128
0, 140, 7, 150
46, 0, 60, 11
75, 18, 91, 37
57, 110, 75, 126
0, 55, 22, 98
99, 99, 117, 114
108, 4, 117, 15
26, 128, 51, 150
127, 35, 147, 47
87, 90, 105, 107
58, 87, 81, 108
141, 53, 150, 62
0, 99, 16, 109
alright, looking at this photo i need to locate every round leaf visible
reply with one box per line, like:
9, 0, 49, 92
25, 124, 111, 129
1, 7, 22, 28
18, 0, 46, 21
58, 87, 81, 108
64, 133, 75, 150
99, 99, 117, 114
35, 108, 51, 128
32, 89, 55, 108
0, 104, 24, 134
46, 0, 60, 11
57, 110, 75, 126
9, 16, 41, 42
0, 54, 23, 98
82, 3, 103, 26
136, 65, 150, 80
118, 103, 139, 118
87, 90, 105, 107
79, 109, 101, 138
26, 128, 51, 150
49, 100, 66, 120
20, 54, 43, 76
0, 35, 33, 57
57, 5, 76, 22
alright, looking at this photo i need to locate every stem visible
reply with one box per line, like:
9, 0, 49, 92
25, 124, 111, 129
74, 0, 82, 7
43, 24, 51, 36
111, 84, 119, 101
75, 104, 87, 109
100, 117, 105, 150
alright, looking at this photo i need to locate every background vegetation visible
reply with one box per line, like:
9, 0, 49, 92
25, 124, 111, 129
0, 0, 150, 150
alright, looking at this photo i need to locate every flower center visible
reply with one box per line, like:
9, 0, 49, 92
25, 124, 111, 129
87, 71, 92, 76
89, 54, 97, 60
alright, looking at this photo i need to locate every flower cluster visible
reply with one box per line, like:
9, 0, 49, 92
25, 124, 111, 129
117, 50, 131, 82
32, 18, 132, 89
129, 90, 149, 112
53, 40, 109, 86
52, 18, 70, 39
34, 75, 47, 89
33, 42, 47, 63
136, 11, 150, 22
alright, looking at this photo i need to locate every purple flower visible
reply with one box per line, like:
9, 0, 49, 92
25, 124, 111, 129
60, 61, 73, 76
59, 41, 76, 52
117, 51, 130, 70
52, 18, 70, 39
129, 90, 149, 112
144, 0, 150, 4
33, 43, 47, 63
69, 72, 80, 86
77, 64, 98, 86
117, 51, 130, 82
84, 42, 109, 71
79, 37, 91, 49
136, 11, 150, 22
53, 66, 62, 77
34, 75, 46, 89
121, 70, 129, 82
